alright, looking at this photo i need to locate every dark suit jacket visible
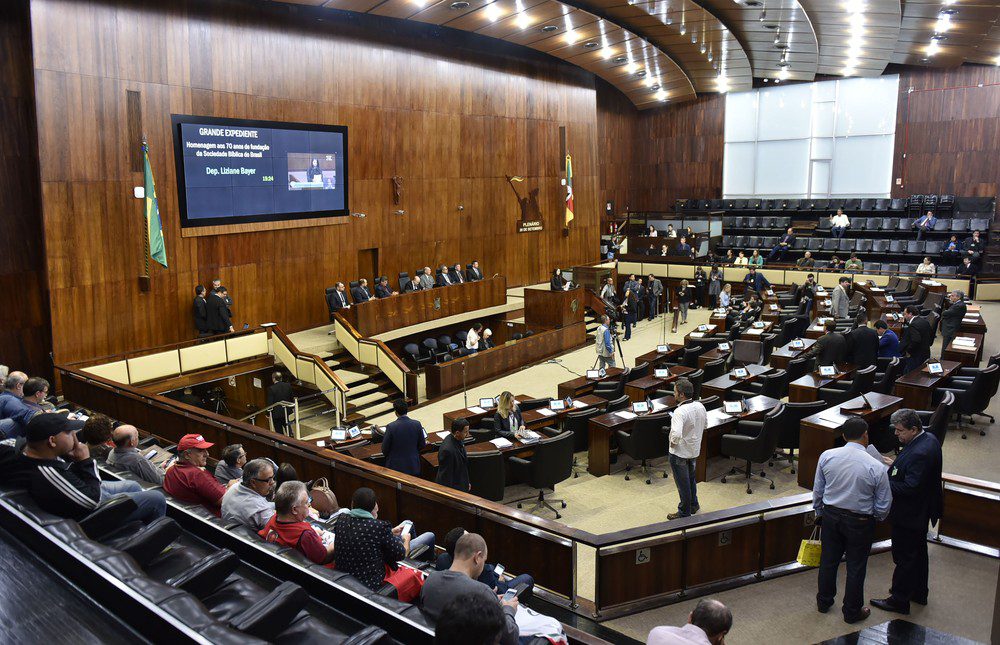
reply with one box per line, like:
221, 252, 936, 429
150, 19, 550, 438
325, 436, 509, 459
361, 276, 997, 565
900, 316, 933, 362
436, 273, 453, 287
467, 267, 483, 282
803, 332, 847, 365
206, 293, 232, 333
777, 233, 796, 247
328, 289, 350, 312
493, 409, 523, 440
848, 326, 879, 370
435, 434, 469, 491
939, 301, 966, 340
351, 286, 371, 303
744, 273, 771, 292
375, 284, 393, 298
449, 270, 465, 285
266, 382, 294, 426
550, 275, 566, 291
193, 296, 209, 333
382, 415, 426, 477
887, 431, 943, 529
403, 280, 422, 292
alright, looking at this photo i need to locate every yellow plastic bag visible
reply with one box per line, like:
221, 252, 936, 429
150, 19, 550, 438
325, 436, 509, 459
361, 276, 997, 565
796, 526, 822, 567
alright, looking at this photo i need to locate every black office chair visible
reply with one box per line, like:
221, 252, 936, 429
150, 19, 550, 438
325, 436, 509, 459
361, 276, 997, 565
952, 353, 1000, 380
563, 407, 601, 477
617, 412, 670, 484
454, 330, 468, 347
816, 365, 877, 406
403, 342, 433, 368
511, 332, 524, 340
421, 338, 439, 364
628, 362, 651, 380
470, 422, 496, 443
520, 398, 553, 412
510, 431, 574, 518
785, 357, 811, 383
605, 394, 631, 413
593, 376, 625, 400
772, 400, 827, 473
702, 357, 728, 382
468, 450, 505, 502
873, 357, 902, 394
732, 368, 788, 401
918, 391, 954, 448
733, 340, 764, 365
936, 364, 999, 438
720, 403, 785, 493
397, 272, 409, 291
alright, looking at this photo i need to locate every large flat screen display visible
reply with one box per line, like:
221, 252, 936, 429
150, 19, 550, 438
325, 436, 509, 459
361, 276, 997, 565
172, 115, 348, 227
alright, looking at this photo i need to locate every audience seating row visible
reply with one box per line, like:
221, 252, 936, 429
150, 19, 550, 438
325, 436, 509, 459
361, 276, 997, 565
722, 216, 990, 234
677, 195, 995, 216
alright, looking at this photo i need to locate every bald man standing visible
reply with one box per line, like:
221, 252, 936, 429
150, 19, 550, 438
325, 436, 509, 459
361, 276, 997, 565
106, 425, 166, 484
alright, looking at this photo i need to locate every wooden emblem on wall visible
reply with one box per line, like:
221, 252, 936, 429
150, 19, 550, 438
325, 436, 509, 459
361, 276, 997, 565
391, 176, 403, 205
506, 175, 543, 233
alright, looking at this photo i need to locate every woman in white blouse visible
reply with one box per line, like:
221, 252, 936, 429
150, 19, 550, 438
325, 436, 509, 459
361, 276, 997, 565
734, 252, 749, 266
915, 257, 936, 275
465, 322, 483, 352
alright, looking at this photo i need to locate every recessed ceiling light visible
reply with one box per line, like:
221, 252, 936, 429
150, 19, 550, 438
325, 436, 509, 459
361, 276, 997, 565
777, 62, 790, 69
636, 69, 647, 78
763, 23, 779, 30
939, 8, 958, 15
613, 55, 628, 64
449, 1, 470, 8
584, 41, 599, 49
931, 34, 947, 41
541, 24, 558, 32
775, 43, 790, 50
651, 83, 661, 91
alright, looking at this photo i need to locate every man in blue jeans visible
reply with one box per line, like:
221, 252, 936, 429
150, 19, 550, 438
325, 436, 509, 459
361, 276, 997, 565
667, 378, 706, 520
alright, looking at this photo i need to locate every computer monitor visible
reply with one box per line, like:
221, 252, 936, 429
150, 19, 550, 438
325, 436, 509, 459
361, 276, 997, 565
819, 365, 836, 376
632, 401, 649, 414
656, 344, 669, 353
479, 397, 495, 409
653, 368, 669, 379
549, 399, 566, 410
586, 369, 600, 379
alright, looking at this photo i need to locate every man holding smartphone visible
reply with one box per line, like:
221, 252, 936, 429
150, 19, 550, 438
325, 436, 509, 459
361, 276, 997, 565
420, 532, 519, 645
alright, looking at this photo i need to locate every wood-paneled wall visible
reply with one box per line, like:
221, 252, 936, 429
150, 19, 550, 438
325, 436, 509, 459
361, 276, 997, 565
28, 0, 600, 365
891, 64, 1000, 199
0, 1, 52, 378
597, 78, 725, 216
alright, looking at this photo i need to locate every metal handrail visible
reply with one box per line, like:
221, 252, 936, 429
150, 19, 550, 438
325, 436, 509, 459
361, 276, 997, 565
239, 385, 343, 439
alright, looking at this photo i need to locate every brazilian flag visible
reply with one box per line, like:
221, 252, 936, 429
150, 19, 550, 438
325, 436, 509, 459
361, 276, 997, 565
143, 142, 168, 268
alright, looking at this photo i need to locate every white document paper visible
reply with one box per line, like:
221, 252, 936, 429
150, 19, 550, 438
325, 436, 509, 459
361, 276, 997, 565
436, 431, 450, 440
490, 438, 513, 448
537, 408, 556, 417
572, 400, 588, 408
467, 406, 487, 414
690, 332, 705, 338
618, 411, 637, 420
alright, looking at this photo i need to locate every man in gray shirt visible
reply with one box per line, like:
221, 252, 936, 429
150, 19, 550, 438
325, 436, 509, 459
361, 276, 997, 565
221, 458, 276, 531
420, 532, 519, 645
106, 425, 165, 484
214, 443, 245, 484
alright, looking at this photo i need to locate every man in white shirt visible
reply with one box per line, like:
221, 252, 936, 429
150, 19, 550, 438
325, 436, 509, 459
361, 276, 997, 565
830, 208, 851, 239
667, 378, 707, 520
647, 598, 732, 645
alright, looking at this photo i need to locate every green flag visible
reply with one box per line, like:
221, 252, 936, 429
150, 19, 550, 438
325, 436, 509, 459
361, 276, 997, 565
143, 142, 168, 268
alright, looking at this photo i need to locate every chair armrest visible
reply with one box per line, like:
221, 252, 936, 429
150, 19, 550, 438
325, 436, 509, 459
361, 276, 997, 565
721, 433, 755, 454
108, 516, 181, 567
166, 548, 240, 598
735, 419, 763, 437
79, 495, 139, 540
229, 581, 309, 640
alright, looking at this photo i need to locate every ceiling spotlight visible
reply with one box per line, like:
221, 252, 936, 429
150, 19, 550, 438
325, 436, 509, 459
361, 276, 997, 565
679, 23, 686, 35
626, 61, 639, 74
613, 55, 628, 64
700, 43, 707, 54
584, 41, 599, 49
931, 33, 947, 41
651, 83, 660, 91
743, 0, 762, 6
692, 33, 697, 44
759, 8, 766, 22
777, 62, 790, 69
656, 89, 668, 101
484, 3, 503, 21
516, 13, 531, 29
763, 78, 769, 83
449, 1, 470, 8
636, 69, 647, 78
763, 23, 778, 30
601, 48, 614, 59
541, 24, 558, 32
707, 50, 714, 61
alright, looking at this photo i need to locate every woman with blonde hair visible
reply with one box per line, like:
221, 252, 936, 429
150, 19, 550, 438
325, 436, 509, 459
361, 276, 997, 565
677, 279, 692, 324
493, 391, 524, 440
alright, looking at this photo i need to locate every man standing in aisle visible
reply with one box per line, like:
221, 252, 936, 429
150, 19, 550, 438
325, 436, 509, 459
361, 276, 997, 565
813, 417, 891, 624
647, 273, 664, 320
871, 409, 942, 615
667, 378, 706, 520
595, 315, 616, 370
938, 291, 966, 353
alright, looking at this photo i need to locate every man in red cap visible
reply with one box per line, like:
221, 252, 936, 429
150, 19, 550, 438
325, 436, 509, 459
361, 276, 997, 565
163, 433, 235, 516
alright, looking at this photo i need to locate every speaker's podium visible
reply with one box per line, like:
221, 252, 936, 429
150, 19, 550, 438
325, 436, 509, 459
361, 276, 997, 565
524, 286, 585, 329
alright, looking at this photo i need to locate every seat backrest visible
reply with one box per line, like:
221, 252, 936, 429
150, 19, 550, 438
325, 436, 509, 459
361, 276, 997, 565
779, 400, 827, 448
702, 357, 728, 381
733, 340, 763, 365
468, 451, 505, 502
926, 391, 954, 448
685, 369, 704, 399
848, 365, 877, 394
760, 369, 789, 399
564, 407, 601, 450
530, 431, 574, 488
629, 362, 650, 380
520, 397, 553, 411
747, 404, 786, 462
786, 357, 810, 382
628, 412, 672, 458
398, 272, 409, 290
606, 394, 631, 412
875, 357, 902, 394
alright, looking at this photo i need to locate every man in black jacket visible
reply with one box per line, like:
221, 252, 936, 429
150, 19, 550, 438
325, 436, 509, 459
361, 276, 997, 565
327, 282, 350, 312
871, 409, 943, 615
207, 288, 233, 334
351, 278, 372, 304
266, 371, 294, 435
466, 261, 483, 282
938, 291, 967, 352
767, 227, 797, 262
193, 285, 210, 337
449, 263, 466, 285
436, 419, 470, 492
899, 305, 933, 372
848, 318, 879, 370
382, 400, 426, 478
802, 320, 847, 366
374, 276, 396, 298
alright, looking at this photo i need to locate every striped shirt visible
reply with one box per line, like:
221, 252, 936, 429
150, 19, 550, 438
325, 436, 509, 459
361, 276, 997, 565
0, 445, 101, 520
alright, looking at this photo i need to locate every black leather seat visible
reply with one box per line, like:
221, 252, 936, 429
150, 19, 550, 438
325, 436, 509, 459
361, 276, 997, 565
918, 391, 954, 448
720, 404, 785, 493
772, 400, 827, 473
563, 407, 602, 476
936, 364, 999, 438
468, 450, 505, 501
616, 412, 670, 484
510, 431, 575, 518
817, 365, 877, 406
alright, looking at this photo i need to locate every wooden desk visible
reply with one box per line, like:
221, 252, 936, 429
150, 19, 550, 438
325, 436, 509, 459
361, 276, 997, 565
524, 287, 585, 329
520, 395, 608, 428
557, 367, 625, 399
761, 302, 782, 324
698, 348, 731, 368
788, 364, 857, 402
700, 364, 772, 400
426, 322, 586, 398
624, 366, 695, 402
798, 393, 903, 488
339, 277, 506, 336
443, 394, 531, 429
634, 344, 685, 369
709, 312, 728, 331
959, 311, 988, 336
920, 279, 948, 296
421, 437, 537, 470
740, 321, 774, 340
586, 394, 780, 480
854, 283, 900, 321
879, 313, 904, 337
770, 338, 816, 370
684, 325, 718, 344
942, 334, 984, 367
893, 360, 961, 409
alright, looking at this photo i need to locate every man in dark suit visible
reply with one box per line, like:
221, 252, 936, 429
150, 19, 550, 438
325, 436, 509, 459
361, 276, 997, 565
351, 278, 372, 304
374, 276, 396, 298
207, 288, 233, 334
871, 408, 943, 615
381, 400, 426, 477
403, 275, 423, 292
436, 264, 454, 287
436, 418, 470, 492
938, 291, 967, 352
266, 371, 294, 435
767, 227, 797, 262
212, 279, 233, 311
466, 261, 483, 282
743, 267, 771, 294
449, 263, 466, 285
801, 320, 847, 366
899, 305, 933, 372
673, 236, 694, 258
327, 282, 350, 313
847, 318, 879, 370
193, 285, 210, 337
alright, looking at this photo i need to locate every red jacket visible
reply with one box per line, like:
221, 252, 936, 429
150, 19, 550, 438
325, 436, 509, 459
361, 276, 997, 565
258, 515, 329, 565
163, 461, 226, 516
